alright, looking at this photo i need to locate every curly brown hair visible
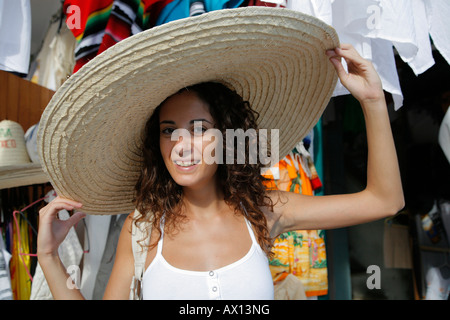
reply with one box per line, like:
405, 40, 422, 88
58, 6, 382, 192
133, 82, 274, 256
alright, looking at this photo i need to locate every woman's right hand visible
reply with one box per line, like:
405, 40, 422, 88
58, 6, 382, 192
37, 196, 85, 258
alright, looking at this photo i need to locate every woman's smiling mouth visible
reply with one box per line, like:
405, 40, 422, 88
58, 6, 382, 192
173, 159, 201, 167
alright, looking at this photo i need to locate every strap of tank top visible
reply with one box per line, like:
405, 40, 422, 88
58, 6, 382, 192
129, 209, 151, 300
156, 217, 165, 255
239, 202, 258, 245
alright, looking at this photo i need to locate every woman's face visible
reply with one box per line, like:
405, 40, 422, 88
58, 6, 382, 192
159, 91, 219, 189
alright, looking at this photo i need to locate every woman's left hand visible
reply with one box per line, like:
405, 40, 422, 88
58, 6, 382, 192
326, 44, 384, 105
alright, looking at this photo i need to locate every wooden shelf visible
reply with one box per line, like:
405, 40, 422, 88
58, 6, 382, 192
0, 71, 55, 190
0, 163, 49, 189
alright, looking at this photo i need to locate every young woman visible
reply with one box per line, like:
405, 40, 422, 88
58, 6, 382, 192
37, 44, 404, 299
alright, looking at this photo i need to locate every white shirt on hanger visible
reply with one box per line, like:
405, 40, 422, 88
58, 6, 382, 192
286, 0, 449, 110
425, 0, 450, 67
0, 0, 31, 74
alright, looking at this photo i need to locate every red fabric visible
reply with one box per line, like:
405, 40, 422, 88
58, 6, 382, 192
64, 0, 113, 38
64, 0, 175, 73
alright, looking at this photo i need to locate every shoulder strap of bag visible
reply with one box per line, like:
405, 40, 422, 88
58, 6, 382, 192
129, 209, 151, 300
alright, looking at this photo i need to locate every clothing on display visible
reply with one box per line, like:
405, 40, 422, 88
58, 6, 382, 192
0, 0, 31, 75
246, 0, 284, 7
273, 273, 307, 300
280, 0, 450, 110
425, 267, 450, 300
155, 0, 243, 25
439, 200, 450, 246
422, 202, 447, 245
0, 186, 42, 300
156, 0, 243, 25
10, 209, 32, 300
24, 124, 40, 164
30, 11, 76, 91
413, 200, 450, 299
64, 0, 172, 73
263, 140, 328, 298
439, 108, 450, 165
92, 214, 127, 299
62, 0, 245, 71
425, 0, 450, 67
0, 232, 12, 300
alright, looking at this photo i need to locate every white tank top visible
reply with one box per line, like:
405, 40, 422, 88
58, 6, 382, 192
142, 218, 274, 300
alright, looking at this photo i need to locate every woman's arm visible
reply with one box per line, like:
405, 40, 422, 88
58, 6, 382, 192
268, 44, 405, 237
102, 213, 135, 300
37, 197, 86, 299
37, 197, 134, 300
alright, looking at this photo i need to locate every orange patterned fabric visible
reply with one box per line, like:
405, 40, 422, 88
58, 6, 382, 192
263, 148, 328, 297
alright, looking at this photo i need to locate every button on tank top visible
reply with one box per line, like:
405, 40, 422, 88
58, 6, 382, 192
142, 218, 274, 300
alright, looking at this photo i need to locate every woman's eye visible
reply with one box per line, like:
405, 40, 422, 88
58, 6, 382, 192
193, 126, 207, 135
161, 127, 175, 135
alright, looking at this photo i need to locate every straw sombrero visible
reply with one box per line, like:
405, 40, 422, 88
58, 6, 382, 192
37, 7, 339, 215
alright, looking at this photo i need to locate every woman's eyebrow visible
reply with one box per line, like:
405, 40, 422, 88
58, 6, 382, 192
159, 119, 213, 125
190, 119, 213, 124
159, 120, 175, 125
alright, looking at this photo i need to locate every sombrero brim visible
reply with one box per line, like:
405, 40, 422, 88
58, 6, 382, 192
38, 7, 339, 215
